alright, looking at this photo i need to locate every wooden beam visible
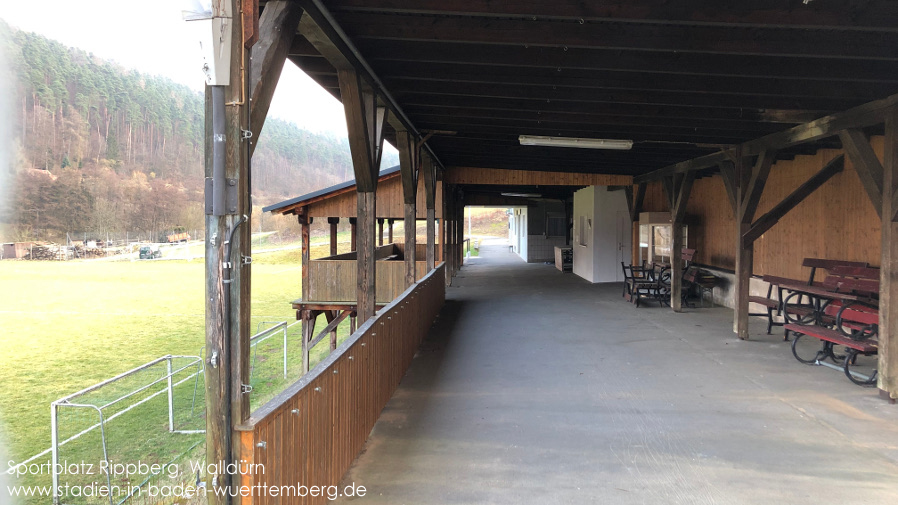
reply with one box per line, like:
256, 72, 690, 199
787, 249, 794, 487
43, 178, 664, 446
625, 183, 646, 223
739, 150, 777, 222
296, 1, 445, 170
396, 130, 419, 204
299, 210, 311, 300
358, 39, 898, 85
357, 191, 376, 321
424, 155, 436, 271
349, 217, 356, 251
634, 92, 898, 183
719, 161, 738, 215
374, 60, 894, 103
733, 153, 753, 340
334, 11, 898, 60
298, 11, 355, 71
338, 68, 387, 192
388, 219, 394, 243
743, 155, 845, 247
839, 129, 884, 216
446, 166, 631, 186
668, 172, 695, 312
327, 216, 339, 256
456, 196, 464, 273
248, 1, 304, 155
378, 218, 385, 246
880, 106, 898, 400
397, 129, 419, 286
672, 173, 695, 224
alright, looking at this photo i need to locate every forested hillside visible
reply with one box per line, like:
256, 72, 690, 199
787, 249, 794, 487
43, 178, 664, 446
0, 22, 391, 242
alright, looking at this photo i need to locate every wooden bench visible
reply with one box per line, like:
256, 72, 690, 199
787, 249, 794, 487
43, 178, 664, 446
624, 248, 695, 308
683, 267, 716, 307
750, 258, 868, 336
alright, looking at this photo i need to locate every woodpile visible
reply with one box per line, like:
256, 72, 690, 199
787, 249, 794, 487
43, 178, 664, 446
72, 245, 107, 259
22, 243, 124, 260
24, 244, 67, 260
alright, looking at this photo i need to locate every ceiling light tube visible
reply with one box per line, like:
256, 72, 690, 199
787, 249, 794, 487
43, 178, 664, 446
519, 135, 633, 150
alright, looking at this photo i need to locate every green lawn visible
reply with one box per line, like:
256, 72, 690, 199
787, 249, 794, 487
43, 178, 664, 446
0, 250, 353, 503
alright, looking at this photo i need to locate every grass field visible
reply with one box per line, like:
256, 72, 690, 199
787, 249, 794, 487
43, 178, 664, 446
0, 243, 354, 504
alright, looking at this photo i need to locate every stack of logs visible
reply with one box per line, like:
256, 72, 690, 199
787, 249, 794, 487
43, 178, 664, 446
72, 246, 108, 259
24, 244, 67, 260
24, 243, 120, 260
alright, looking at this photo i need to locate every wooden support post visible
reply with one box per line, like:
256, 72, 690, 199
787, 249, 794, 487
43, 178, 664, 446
357, 192, 377, 321
203, 1, 253, 501
457, 202, 464, 271
299, 211, 312, 373
424, 156, 436, 271
337, 67, 386, 323
397, 129, 419, 286
327, 217, 339, 256
388, 219, 394, 244
325, 311, 338, 351
880, 106, 898, 400
663, 173, 695, 312
378, 218, 385, 246
349, 218, 357, 252
300, 310, 315, 373
727, 149, 776, 339
300, 211, 311, 300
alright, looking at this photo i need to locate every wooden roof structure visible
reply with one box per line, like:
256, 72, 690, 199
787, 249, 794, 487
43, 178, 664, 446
272, 0, 898, 187
204, 6, 898, 502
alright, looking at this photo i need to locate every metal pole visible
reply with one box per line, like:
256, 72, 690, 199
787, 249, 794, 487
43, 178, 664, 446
167, 357, 175, 432
51, 403, 59, 505
283, 325, 288, 378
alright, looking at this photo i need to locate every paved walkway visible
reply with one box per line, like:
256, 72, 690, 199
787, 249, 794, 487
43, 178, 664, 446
337, 241, 898, 504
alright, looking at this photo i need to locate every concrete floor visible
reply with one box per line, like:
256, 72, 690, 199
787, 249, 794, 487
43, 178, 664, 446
336, 241, 898, 504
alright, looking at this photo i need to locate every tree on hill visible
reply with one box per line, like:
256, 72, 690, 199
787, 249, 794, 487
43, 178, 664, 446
0, 21, 398, 242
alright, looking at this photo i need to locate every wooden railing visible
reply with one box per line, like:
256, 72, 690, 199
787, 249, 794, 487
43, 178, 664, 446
395, 242, 443, 262
307, 243, 430, 303
237, 264, 446, 504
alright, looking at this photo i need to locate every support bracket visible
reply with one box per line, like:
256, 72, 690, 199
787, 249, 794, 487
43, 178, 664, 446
205, 178, 240, 215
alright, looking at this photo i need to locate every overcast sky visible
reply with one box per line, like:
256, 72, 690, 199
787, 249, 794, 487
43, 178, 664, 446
1, 0, 351, 137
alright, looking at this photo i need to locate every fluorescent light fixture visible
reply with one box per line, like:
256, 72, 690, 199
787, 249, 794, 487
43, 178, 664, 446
519, 135, 633, 150
501, 192, 542, 198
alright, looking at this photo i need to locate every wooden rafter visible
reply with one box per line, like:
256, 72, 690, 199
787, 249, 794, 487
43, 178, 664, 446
634, 93, 898, 184
329, 0, 898, 30
248, 0, 304, 154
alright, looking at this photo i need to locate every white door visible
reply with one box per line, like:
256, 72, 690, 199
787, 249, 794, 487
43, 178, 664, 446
616, 211, 632, 281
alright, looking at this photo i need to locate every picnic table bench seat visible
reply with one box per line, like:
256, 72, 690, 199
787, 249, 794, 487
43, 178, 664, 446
785, 322, 878, 386
781, 268, 880, 386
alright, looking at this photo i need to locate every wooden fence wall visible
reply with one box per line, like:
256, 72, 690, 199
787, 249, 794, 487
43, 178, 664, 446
237, 264, 446, 505
641, 138, 883, 280
307, 260, 429, 302
394, 242, 443, 262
